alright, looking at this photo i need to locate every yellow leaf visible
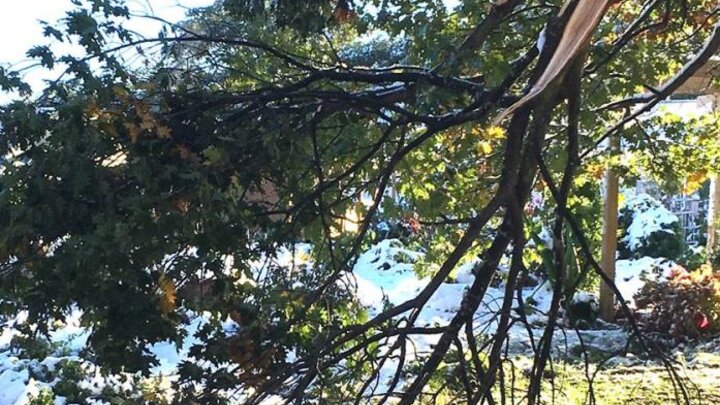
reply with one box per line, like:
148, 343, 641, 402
157, 274, 177, 314
472, 125, 506, 140
685, 171, 708, 194
478, 141, 493, 155
484, 125, 506, 140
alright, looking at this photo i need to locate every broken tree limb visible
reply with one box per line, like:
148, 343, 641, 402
494, 0, 613, 123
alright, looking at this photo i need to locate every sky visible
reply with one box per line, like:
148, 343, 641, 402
0, 0, 214, 102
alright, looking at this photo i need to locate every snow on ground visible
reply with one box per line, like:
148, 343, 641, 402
0, 243, 661, 404
0, 236, 671, 403
350, 239, 629, 392
0, 309, 239, 404
352, 239, 425, 308
615, 257, 675, 306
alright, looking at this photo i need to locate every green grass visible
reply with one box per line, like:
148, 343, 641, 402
490, 354, 720, 405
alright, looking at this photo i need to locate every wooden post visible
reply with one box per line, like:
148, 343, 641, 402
708, 176, 720, 259
599, 134, 620, 321
707, 96, 720, 261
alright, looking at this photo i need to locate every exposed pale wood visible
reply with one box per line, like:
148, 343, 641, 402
494, 0, 613, 123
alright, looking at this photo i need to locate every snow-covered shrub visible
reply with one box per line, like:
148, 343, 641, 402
618, 193, 684, 260
635, 264, 720, 340
52, 360, 91, 402
29, 389, 55, 405
678, 245, 707, 270
566, 292, 599, 329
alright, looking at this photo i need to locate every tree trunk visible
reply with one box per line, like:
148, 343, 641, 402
600, 134, 620, 321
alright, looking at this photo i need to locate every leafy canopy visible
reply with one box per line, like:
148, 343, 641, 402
1, 0, 719, 403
